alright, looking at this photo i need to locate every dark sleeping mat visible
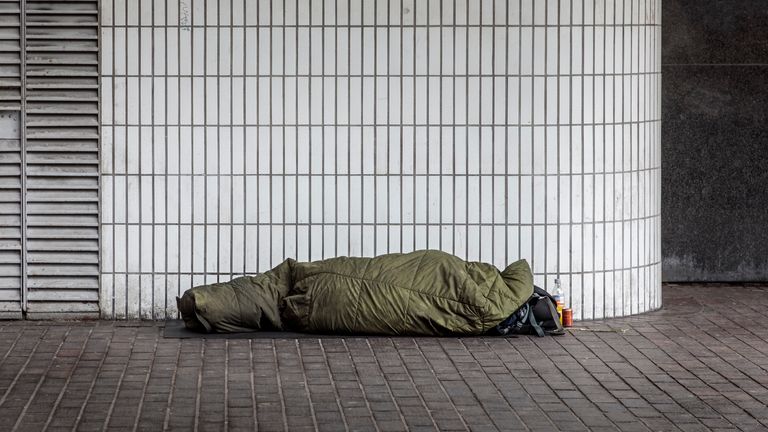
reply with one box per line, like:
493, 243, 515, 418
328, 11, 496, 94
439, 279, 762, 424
163, 320, 519, 339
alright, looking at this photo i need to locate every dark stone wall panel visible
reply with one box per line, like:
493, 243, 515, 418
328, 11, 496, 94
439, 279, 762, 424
663, 0, 768, 64
662, 65, 768, 281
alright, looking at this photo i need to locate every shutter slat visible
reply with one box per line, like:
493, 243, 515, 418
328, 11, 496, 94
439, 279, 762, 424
27, 214, 99, 226
27, 290, 97, 301
27, 276, 98, 289
27, 238, 98, 250
27, 251, 98, 264
27, 265, 98, 276
27, 227, 97, 239
26, 191, 96, 201
25, 301, 98, 313
25, 129, 99, 138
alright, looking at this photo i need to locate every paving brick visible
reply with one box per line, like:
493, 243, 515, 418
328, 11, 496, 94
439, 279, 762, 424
2, 285, 768, 430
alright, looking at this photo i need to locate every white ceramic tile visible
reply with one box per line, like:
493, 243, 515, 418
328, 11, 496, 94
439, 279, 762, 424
427, 176, 440, 224
533, 175, 545, 224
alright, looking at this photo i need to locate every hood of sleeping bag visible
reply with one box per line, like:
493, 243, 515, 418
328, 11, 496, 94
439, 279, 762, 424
178, 249, 534, 336
176, 259, 295, 333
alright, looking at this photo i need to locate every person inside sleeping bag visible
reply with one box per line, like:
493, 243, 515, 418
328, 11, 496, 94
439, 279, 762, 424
177, 249, 542, 336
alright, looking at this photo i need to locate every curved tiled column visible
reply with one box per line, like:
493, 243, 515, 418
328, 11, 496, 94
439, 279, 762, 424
100, 0, 661, 320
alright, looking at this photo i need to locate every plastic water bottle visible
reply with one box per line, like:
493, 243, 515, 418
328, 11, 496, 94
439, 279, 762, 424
553, 278, 564, 324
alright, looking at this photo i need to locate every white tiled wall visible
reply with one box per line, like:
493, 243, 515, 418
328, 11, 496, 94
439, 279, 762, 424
100, 0, 662, 320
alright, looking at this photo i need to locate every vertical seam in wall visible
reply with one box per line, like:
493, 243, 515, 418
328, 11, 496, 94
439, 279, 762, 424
602, 0, 608, 318
531, 0, 537, 281
322, 0, 326, 258
465, 0, 469, 259
591, 0, 596, 319
203, 0, 208, 289
412, 0, 416, 253
216, 0, 222, 284
580, 0, 585, 319
230, 1, 236, 275
165, 0, 170, 316
568, 0, 574, 315
96, 0, 103, 318
347, 0, 351, 256
387, 0, 391, 254
269, 0, 274, 268
111, 0, 116, 318
478, 0, 483, 261
190, 0, 196, 293
307, 0, 312, 260
619, 0, 625, 315
413, 0, 430, 253
176, 0, 182, 309
19, 0, 27, 313
520, 1, 526, 274
504, 0, 510, 267
149, 0, 156, 318
452, 0, 457, 258
438, 0, 443, 254
612, 0, 617, 317
556, 0, 562, 297
123, 0, 128, 319
491, 0, 496, 267
544, 0, 548, 295
655, 0, 660, 309
282, 0, 287, 266
242, 0, 248, 275
399, 0, 404, 255
641, 0, 645, 310
137, 0, 142, 319
151, 0, 157, 317
627, 0, 632, 315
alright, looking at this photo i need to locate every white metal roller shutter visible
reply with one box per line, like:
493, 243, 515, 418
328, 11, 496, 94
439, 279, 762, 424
0, 0, 22, 318
23, 0, 99, 318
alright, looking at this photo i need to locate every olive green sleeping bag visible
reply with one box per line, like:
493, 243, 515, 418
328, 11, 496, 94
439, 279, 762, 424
177, 249, 533, 336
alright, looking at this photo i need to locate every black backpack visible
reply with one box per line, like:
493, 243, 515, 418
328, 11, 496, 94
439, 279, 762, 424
493, 285, 565, 337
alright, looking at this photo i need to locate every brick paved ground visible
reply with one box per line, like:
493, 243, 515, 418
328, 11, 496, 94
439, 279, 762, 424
1, 284, 768, 432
